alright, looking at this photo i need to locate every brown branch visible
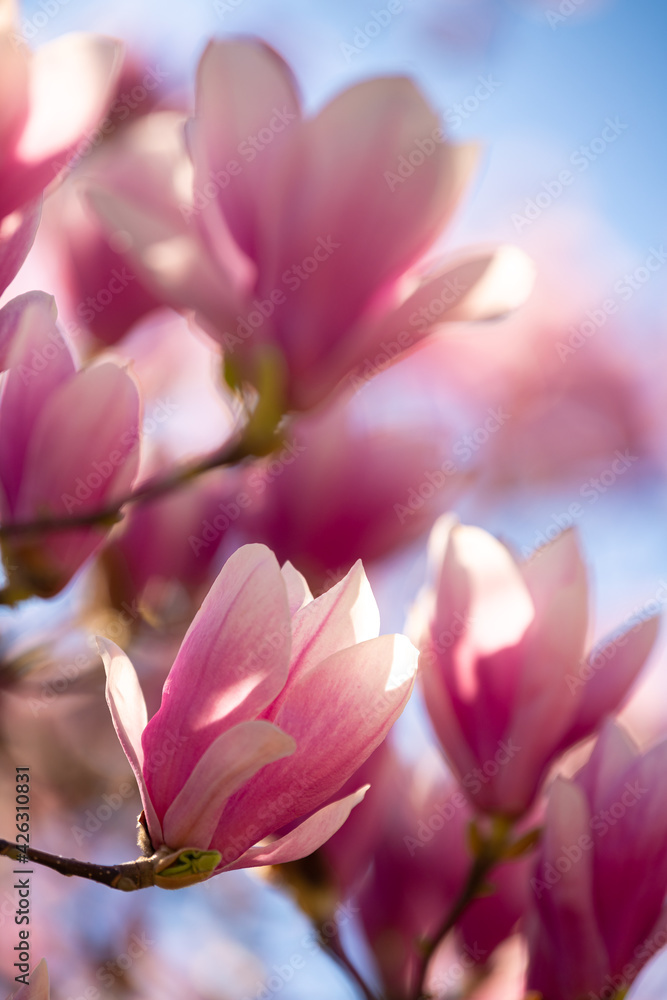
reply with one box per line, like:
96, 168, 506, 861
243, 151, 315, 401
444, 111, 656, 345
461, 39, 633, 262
0, 427, 269, 540
0, 838, 155, 891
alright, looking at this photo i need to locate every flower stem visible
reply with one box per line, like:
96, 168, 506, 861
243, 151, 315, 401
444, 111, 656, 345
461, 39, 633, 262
0, 433, 255, 540
318, 918, 380, 1000
413, 818, 514, 1000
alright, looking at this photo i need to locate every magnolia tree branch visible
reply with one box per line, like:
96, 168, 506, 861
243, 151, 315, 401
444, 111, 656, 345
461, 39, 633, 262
0, 837, 222, 890
0, 837, 155, 891
0, 419, 277, 540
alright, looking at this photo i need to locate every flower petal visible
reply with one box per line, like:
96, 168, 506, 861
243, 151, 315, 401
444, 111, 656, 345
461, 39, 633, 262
0, 31, 29, 168
528, 778, 608, 999
225, 786, 369, 870
162, 720, 296, 850
356, 246, 536, 368
217, 634, 417, 852
87, 187, 241, 329
265, 75, 477, 403
142, 544, 292, 820
17, 361, 140, 518
280, 559, 313, 616
192, 39, 301, 269
558, 615, 659, 754
85, 110, 249, 326
12, 957, 50, 1000
286, 560, 380, 685
575, 719, 638, 815
0, 197, 41, 296
1, 34, 122, 217
588, 737, 667, 969
0, 292, 74, 513
99, 637, 162, 845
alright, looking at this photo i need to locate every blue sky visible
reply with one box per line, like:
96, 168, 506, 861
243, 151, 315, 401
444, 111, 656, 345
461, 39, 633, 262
22, 0, 667, 252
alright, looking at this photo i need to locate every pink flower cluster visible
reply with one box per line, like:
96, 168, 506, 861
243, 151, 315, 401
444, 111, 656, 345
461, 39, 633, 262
1, 13, 666, 1000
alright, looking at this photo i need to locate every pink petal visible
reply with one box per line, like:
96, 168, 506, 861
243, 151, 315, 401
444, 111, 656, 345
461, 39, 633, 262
575, 719, 638, 814
11, 362, 140, 587
0, 197, 41, 295
11, 957, 49, 1000
0, 31, 29, 162
162, 720, 296, 850
217, 634, 417, 853
286, 560, 380, 686
142, 544, 292, 820
85, 111, 249, 327
421, 522, 535, 764
502, 530, 589, 800
0, 34, 122, 217
192, 39, 301, 269
265, 76, 477, 397
0, 292, 75, 513
280, 560, 313, 616
99, 637, 162, 846
17, 361, 139, 514
438, 523, 535, 664
87, 187, 241, 329
0, 286, 45, 368
354, 246, 536, 367
520, 528, 588, 642
528, 778, 608, 999
558, 614, 659, 753
590, 738, 667, 969
225, 786, 369, 870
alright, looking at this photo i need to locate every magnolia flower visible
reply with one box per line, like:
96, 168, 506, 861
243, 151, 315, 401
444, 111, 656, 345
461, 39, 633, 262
528, 721, 667, 999
0, 0, 121, 221
413, 517, 659, 816
89, 39, 534, 411
7, 959, 49, 1000
359, 753, 531, 1000
0, 0, 121, 292
0, 291, 140, 597
101, 543, 417, 884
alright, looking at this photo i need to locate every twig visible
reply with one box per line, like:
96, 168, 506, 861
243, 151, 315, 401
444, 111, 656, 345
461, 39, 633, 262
0, 838, 155, 891
0, 434, 253, 539
413, 819, 514, 1000
319, 918, 380, 1000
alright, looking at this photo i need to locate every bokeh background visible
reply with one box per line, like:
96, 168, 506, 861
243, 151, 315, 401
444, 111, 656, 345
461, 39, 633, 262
3, 0, 667, 997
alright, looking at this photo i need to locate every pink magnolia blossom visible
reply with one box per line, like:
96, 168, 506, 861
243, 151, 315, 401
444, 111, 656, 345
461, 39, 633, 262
7, 960, 49, 1000
0, 1, 121, 222
414, 517, 659, 816
89, 39, 535, 411
101, 543, 417, 883
0, 291, 140, 597
527, 721, 667, 1000
0, 1, 120, 297
359, 753, 531, 1000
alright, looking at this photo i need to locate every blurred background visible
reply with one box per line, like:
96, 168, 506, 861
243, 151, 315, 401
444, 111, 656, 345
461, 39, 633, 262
2, 0, 667, 997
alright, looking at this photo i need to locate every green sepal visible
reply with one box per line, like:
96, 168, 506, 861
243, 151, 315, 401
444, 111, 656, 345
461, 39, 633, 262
157, 848, 221, 878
